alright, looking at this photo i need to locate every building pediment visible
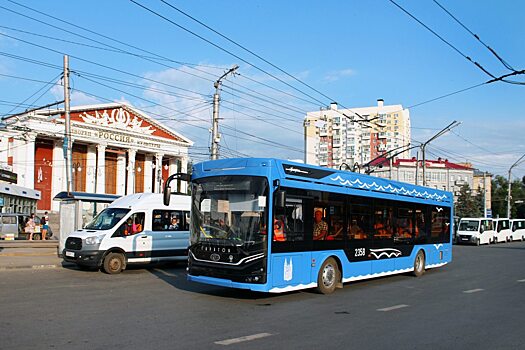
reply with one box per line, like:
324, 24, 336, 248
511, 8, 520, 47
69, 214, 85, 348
62, 104, 192, 146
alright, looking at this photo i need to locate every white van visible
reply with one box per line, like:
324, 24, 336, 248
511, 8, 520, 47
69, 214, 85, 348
457, 218, 495, 245
510, 219, 525, 241
493, 218, 511, 243
63, 193, 190, 274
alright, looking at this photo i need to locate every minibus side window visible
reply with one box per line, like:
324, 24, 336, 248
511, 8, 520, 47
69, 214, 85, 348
152, 210, 187, 231
115, 212, 145, 237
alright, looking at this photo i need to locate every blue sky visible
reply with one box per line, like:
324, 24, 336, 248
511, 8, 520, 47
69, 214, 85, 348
0, 0, 524, 179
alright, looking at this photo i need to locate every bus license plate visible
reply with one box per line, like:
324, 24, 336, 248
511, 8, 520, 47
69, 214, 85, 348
65, 251, 75, 258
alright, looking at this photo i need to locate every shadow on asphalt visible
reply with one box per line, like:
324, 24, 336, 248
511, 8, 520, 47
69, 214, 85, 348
486, 245, 525, 250
144, 263, 327, 301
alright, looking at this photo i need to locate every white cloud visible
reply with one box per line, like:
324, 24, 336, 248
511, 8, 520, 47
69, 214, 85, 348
137, 64, 307, 161
323, 68, 355, 82
50, 84, 102, 106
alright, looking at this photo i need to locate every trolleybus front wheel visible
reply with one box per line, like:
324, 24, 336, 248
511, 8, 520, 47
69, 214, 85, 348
316, 257, 340, 294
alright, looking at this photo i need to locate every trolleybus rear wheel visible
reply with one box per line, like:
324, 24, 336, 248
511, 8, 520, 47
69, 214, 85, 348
412, 250, 425, 277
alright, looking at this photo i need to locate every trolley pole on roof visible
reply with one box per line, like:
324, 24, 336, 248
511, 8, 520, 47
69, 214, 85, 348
63, 55, 73, 194
210, 65, 239, 160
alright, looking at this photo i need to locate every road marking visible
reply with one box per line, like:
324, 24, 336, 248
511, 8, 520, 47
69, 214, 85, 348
517, 279, 525, 283
463, 288, 484, 294
377, 304, 409, 312
215, 333, 273, 346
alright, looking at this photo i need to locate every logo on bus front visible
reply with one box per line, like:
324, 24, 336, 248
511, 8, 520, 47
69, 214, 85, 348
210, 253, 220, 262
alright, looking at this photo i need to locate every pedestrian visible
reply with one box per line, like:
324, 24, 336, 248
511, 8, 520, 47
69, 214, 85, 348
41, 211, 49, 240
25, 214, 36, 241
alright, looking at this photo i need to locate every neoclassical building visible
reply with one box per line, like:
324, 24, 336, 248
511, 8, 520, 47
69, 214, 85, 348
0, 103, 192, 211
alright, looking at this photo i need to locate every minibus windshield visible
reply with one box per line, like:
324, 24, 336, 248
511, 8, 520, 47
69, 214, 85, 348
458, 220, 480, 232
84, 208, 130, 230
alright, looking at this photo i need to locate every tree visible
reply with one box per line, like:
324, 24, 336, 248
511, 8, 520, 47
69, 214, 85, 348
491, 175, 525, 218
455, 184, 482, 218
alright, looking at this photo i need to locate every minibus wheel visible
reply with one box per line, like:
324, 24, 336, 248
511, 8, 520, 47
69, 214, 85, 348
102, 252, 126, 274
476, 239, 480, 246
316, 257, 340, 294
412, 250, 425, 277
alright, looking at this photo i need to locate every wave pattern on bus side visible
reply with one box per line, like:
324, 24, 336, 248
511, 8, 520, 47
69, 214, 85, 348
329, 175, 449, 201
369, 248, 402, 259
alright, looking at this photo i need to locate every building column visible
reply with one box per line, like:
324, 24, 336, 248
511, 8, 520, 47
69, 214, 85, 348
144, 155, 153, 193
17, 133, 36, 189
126, 149, 137, 195
51, 139, 66, 212
180, 156, 188, 193
116, 153, 126, 196
154, 153, 164, 193
169, 157, 178, 192
95, 143, 106, 194
85, 145, 97, 193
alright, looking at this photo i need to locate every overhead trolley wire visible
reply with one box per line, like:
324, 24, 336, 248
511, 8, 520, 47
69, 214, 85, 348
129, 0, 329, 107
431, 0, 516, 72
388, 0, 497, 79
2, 1, 314, 113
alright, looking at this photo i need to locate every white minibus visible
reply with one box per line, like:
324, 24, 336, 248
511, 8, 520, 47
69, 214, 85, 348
510, 219, 525, 241
63, 193, 190, 274
456, 218, 494, 245
493, 218, 511, 243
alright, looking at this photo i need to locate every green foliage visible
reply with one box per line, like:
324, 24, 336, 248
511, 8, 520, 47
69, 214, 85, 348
455, 184, 482, 218
491, 175, 525, 218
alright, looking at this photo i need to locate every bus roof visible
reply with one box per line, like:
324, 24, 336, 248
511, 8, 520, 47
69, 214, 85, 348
192, 158, 453, 204
109, 193, 190, 210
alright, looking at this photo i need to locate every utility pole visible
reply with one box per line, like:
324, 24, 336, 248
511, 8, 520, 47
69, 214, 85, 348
63, 55, 73, 194
507, 152, 525, 218
210, 65, 239, 160
483, 171, 487, 217
421, 120, 461, 186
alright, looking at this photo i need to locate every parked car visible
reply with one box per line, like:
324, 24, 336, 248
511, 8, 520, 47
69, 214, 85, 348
456, 217, 495, 245
510, 219, 525, 241
0, 213, 50, 240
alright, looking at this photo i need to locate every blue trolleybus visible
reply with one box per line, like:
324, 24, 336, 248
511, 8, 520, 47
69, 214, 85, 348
169, 158, 453, 294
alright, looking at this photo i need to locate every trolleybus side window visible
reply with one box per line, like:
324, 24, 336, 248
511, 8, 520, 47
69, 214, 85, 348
431, 206, 451, 243
373, 203, 394, 240
312, 192, 344, 242
273, 196, 305, 242
347, 199, 372, 240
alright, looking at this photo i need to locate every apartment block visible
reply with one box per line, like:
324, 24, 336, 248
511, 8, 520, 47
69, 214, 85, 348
304, 99, 410, 169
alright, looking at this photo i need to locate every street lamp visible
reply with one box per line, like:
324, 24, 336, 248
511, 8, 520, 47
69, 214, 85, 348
507, 152, 525, 218
421, 121, 461, 186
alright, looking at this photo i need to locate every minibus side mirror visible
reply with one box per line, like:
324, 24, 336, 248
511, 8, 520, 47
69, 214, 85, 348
275, 190, 286, 209
512, 225, 517, 232
480, 225, 484, 233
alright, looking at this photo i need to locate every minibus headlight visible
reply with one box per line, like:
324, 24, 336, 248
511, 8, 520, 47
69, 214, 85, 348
85, 234, 105, 245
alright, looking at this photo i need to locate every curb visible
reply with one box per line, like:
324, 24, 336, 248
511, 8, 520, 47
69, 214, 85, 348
0, 264, 61, 270
0, 263, 76, 271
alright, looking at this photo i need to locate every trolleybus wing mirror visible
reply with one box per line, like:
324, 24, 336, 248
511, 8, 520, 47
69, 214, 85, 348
275, 190, 286, 209
163, 173, 191, 206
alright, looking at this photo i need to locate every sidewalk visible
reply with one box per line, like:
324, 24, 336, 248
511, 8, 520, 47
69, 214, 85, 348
0, 240, 72, 270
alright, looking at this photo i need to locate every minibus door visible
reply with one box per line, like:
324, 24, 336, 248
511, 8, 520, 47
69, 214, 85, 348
135, 234, 153, 261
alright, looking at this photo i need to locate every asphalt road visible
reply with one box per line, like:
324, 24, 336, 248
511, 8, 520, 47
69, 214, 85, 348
1, 242, 524, 350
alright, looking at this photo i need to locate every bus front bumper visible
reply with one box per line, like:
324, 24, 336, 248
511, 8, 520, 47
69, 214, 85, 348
187, 274, 269, 292
63, 249, 104, 267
